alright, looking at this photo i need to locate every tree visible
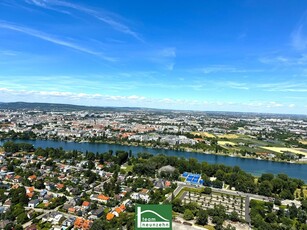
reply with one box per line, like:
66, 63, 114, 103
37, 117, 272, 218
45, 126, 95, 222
183, 209, 194, 220
212, 216, 224, 229
289, 204, 298, 219
298, 210, 307, 224
229, 211, 239, 222
280, 189, 294, 200
34, 180, 45, 189
259, 173, 274, 182
211, 179, 223, 189
17, 212, 28, 224
87, 160, 95, 169
196, 209, 208, 225
91, 219, 106, 230
302, 200, 307, 211
14, 225, 23, 230
4, 224, 14, 230
184, 202, 199, 215
10, 187, 28, 206
259, 181, 273, 197
3, 141, 18, 153
203, 187, 212, 195
172, 198, 182, 213
265, 212, 277, 223
271, 178, 285, 194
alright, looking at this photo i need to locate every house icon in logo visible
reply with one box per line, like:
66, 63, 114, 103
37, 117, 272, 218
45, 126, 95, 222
135, 205, 172, 230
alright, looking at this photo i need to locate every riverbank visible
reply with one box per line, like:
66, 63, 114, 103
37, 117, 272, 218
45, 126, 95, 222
1, 138, 307, 182
79, 139, 307, 165
1, 136, 306, 165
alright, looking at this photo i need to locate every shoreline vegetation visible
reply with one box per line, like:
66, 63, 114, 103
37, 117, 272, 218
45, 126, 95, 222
1, 135, 307, 165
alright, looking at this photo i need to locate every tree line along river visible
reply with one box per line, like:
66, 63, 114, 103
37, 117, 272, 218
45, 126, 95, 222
1, 139, 307, 182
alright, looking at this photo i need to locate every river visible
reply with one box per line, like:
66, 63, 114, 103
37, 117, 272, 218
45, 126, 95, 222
1, 139, 307, 182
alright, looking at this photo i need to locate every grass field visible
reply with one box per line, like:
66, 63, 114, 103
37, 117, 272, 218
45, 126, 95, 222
260, 147, 307, 156
204, 225, 215, 230
191, 132, 216, 138
121, 165, 133, 173
300, 140, 307, 145
175, 187, 204, 199
218, 141, 236, 146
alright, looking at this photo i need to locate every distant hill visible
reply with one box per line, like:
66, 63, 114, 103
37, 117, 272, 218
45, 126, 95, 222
0, 102, 145, 112
0, 102, 306, 118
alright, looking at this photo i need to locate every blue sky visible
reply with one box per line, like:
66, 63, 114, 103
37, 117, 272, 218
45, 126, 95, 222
0, 0, 307, 114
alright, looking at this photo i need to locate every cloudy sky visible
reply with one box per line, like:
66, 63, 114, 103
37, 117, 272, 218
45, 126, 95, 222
0, 0, 307, 114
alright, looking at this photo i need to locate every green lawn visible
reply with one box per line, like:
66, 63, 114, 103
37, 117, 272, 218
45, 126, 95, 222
204, 225, 215, 230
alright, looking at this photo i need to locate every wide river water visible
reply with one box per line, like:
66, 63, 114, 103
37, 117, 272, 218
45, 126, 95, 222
1, 139, 307, 182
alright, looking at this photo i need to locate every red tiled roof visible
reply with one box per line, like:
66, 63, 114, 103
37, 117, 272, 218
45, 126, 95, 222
106, 213, 114, 221
82, 201, 90, 207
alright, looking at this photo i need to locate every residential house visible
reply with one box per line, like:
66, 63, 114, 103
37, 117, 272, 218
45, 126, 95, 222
28, 199, 39, 208
45, 182, 55, 191
0, 220, 13, 230
130, 189, 150, 203
56, 183, 65, 190
61, 217, 76, 230
81, 201, 90, 210
106, 203, 126, 221
3, 199, 11, 208
91, 206, 104, 218
26, 187, 35, 199
52, 213, 64, 225
68, 207, 76, 214
27, 210, 35, 219
43, 194, 53, 204
90, 194, 110, 204
13, 175, 22, 183
74, 217, 93, 230
28, 175, 37, 183
106, 213, 114, 221
40, 189, 47, 197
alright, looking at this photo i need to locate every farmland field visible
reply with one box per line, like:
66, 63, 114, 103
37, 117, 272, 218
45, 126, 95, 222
191, 132, 216, 138
218, 134, 240, 139
218, 141, 236, 146
260, 147, 307, 156
300, 140, 307, 145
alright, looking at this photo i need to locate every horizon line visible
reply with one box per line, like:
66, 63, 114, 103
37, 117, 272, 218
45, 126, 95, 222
1, 101, 306, 117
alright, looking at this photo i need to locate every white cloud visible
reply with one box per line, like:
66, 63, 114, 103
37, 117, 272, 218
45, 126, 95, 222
150, 47, 176, 71
0, 20, 116, 61
291, 12, 307, 50
259, 54, 307, 66
159, 48, 176, 58
25, 0, 143, 41
255, 82, 307, 92
197, 65, 262, 74
0, 88, 303, 114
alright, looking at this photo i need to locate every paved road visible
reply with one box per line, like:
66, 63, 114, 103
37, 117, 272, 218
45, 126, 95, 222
23, 205, 77, 229
245, 195, 251, 224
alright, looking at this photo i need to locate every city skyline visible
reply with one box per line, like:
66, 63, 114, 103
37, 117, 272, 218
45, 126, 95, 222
0, 0, 307, 114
